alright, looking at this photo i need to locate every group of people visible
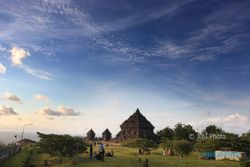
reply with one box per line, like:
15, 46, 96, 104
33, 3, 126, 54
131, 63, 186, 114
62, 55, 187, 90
89, 143, 114, 161
162, 148, 174, 156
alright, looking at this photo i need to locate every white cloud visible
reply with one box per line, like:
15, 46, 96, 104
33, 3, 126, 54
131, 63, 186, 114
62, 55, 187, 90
22, 65, 53, 80
36, 106, 79, 116
0, 44, 6, 52
112, 100, 124, 108
36, 107, 61, 116
0, 106, 18, 116
57, 106, 79, 116
194, 113, 250, 133
8, 47, 53, 80
1, 92, 22, 103
10, 47, 30, 66
211, 113, 249, 123
0, 63, 6, 74
34, 94, 49, 102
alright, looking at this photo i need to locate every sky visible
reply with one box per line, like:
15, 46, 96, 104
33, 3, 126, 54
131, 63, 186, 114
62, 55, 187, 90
0, 0, 250, 137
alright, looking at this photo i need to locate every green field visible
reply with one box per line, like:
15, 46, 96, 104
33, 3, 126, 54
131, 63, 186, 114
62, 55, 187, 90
0, 144, 241, 167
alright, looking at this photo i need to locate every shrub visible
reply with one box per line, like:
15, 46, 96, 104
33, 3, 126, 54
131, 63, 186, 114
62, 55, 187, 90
160, 138, 173, 149
173, 140, 192, 156
37, 132, 88, 159
173, 140, 193, 163
122, 138, 158, 150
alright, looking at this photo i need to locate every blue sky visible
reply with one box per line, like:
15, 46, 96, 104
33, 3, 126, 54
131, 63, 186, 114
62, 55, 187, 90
0, 0, 250, 136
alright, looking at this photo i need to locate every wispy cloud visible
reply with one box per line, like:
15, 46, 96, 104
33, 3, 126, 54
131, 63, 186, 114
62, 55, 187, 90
94, 1, 250, 65
0, 106, 18, 116
1, 92, 22, 103
34, 94, 49, 102
0, 0, 198, 66
0, 44, 6, 52
205, 113, 249, 125
99, 0, 193, 33
0, 63, 6, 74
36, 106, 80, 116
21, 65, 53, 80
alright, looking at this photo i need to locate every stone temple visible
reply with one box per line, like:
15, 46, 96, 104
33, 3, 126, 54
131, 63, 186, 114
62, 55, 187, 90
86, 128, 95, 141
116, 108, 155, 141
102, 128, 112, 141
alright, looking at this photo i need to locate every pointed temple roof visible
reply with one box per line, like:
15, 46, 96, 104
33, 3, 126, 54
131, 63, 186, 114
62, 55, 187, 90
87, 128, 95, 135
120, 108, 154, 129
102, 128, 111, 135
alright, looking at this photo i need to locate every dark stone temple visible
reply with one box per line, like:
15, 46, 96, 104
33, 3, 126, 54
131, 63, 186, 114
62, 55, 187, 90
102, 128, 112, 141
116, 108, 155, 141
86, 128, 95, 141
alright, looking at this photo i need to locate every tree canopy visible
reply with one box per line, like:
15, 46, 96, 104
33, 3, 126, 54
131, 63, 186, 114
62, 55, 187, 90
174, 123, 197, 141
37, 132, 87, 159
157, 127, 174, 140
202, 125, 224, 135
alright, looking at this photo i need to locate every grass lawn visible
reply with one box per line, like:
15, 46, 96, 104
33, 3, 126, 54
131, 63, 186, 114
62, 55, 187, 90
24, 143, 241, 167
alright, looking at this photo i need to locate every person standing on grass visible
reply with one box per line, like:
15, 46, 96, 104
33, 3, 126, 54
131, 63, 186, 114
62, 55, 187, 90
90, 144, 93, 159
99, 143, 105, 161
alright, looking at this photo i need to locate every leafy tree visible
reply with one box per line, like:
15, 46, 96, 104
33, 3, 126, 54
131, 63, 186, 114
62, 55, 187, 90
195, 139, 222, 152
157, 127, 174, 140
37, 132, 87, 160
242, 130, 250, 138
173, 140, 193, 163
202, 125, 224, 135
224, 132, 238, 139
195, 137, 250, 156
174, 123, 197, 141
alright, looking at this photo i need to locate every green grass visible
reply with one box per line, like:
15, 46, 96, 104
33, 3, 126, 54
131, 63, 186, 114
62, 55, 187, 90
1, 144, 242, 167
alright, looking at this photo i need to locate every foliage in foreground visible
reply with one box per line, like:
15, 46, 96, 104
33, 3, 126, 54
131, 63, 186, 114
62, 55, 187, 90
37, 132, 88, 159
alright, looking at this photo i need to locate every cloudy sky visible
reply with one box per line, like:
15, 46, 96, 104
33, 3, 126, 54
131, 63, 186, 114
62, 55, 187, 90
0, 0, 250, 136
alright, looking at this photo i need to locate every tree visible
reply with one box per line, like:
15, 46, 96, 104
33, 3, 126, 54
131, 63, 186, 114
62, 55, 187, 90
173, 140, 192, 163
224, 132, 238, 139
195, 137, 250, 156
157, 127, 174, 140
242, 130, 250, 138
37, 132, 87, 161
174, 123, 197, 141
202, 125, 223, 135
195, 139, 221, 152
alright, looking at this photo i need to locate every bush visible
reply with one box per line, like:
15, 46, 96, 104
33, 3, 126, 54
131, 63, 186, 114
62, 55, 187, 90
21, 149, 32, 167
173, 140, 193, 156
122, 138, 158, 149
37, 132, 88, 159
160, 138, 173, 149
195, 138, 250, 155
